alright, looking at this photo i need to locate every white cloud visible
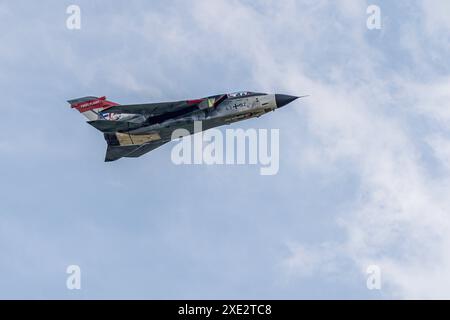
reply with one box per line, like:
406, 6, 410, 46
183, 0, 450, 298
419, 0, 450, 35
427, 135, 450, 171
406, 78, 450, 126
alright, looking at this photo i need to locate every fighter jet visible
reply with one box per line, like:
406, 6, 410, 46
68, 91, 304, 161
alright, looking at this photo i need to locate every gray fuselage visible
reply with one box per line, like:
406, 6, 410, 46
129, 93, 277, 135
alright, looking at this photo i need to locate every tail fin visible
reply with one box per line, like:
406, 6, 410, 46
69, 96, 168, 161
68, 96, 119, 121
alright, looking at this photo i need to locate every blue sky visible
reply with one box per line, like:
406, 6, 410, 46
0, 0, 449, 299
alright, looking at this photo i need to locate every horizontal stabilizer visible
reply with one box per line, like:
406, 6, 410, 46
88, 120, 140, 133
105, 145, 140, 162
105, 140, 169, 162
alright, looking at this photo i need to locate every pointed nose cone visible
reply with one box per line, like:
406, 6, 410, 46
275, 94, 299, 108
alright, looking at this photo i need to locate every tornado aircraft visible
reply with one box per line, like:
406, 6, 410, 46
68, 91, 304, 161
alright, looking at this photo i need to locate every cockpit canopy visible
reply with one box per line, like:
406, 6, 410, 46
227, 91, 265, 98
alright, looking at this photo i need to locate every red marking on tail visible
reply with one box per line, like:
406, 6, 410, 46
71, 96, 119, 113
